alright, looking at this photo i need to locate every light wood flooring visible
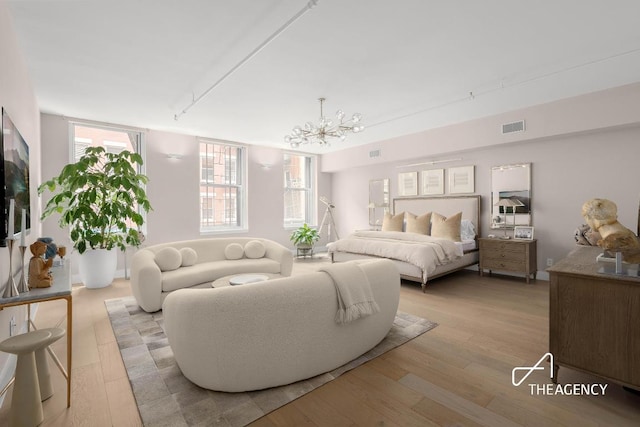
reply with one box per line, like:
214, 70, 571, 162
1, 257, 639, 426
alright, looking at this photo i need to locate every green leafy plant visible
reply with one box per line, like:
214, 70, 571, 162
289, 223, 320, 247
38, 146, 152, 254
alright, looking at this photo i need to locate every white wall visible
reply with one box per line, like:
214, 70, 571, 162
39, 114, 333, 276
326, 84, 640, 279
0, 1, 42, 398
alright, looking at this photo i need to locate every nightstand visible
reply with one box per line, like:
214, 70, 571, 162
478, 238, 537, 283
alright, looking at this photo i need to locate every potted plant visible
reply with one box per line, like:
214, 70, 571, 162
38, 146, 152, 288
289, 223, 320, 256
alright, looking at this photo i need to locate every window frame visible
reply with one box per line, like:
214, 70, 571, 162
199, 139, 248, 234
283, 151, 317, 228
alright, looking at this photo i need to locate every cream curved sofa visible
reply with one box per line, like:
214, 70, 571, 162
162, 259, 400, 392
130, 237, 293, 312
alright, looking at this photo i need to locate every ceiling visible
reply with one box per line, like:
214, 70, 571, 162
6, 0, 640, 153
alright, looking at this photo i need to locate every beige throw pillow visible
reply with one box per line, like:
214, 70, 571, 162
244, 240, 266, 259
381, 212, 404, 232
405, 212, 432, 235
224, 243, 244, 260
155, 247, 182, 271
179, 247, 198, 267
431, 212, 462, 242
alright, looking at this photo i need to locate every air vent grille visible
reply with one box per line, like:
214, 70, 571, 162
369, 149, 381, 158
502, 120, 525, 134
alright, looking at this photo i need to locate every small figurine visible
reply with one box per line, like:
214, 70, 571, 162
28, 241, 53, 288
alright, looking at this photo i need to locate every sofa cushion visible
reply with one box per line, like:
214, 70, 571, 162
155, 247, 182, 271
180, 247, 198, 267
161, 258, 282, 292
244, 240, 266, 259
224, 243, 244, 260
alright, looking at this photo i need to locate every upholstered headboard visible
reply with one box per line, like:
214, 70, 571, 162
393, 195, 481, 238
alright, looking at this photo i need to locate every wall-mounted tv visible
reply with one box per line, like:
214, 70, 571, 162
1, 107, 30, 247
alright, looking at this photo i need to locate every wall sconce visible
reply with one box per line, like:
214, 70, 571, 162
166, 153, 184, 160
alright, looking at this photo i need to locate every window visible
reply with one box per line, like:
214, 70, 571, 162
71, 123, 142, 162
200, 140, 247, 232
284, 153, 315, 227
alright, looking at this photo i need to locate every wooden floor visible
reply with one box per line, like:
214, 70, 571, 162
1, 258, 639, 426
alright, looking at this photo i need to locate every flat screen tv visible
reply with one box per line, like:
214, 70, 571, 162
1, 107, 30, 247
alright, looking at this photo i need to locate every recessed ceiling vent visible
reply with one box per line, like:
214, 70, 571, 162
369, 149, 381, 158
502, 120, 526, 134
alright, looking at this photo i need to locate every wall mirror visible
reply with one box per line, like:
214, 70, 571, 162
491, 163, 531, 230
369, 178, 390, 227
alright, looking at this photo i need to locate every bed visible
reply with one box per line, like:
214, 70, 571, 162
328, 195, 481, 291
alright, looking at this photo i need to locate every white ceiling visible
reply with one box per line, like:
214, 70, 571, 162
6, 0, 640, 153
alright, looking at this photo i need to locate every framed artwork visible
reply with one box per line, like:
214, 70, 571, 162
398, 172, 418, 196
448, 165, 475, 194
514, 226, 534, 240
420, 169, 444, 195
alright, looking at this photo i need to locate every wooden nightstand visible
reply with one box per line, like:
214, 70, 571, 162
478, 237, 537, 283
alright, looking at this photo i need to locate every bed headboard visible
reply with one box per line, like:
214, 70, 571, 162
393, 195, 482, 238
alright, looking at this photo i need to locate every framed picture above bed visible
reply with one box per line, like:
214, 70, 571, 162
448, 165, 475, 194
420, 169, 444, 195
398, 172, 418, 196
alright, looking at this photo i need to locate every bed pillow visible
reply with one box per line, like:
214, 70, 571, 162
431, 212, 462, 242
405, 212, 432, 235
460, 219, 476, 241
179, 247, 198, 267
381, 212, 404, 232
224, 243, 244, 260
155, 247, 182, 271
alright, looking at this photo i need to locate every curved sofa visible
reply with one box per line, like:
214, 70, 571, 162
162, 259, 400, 392
130, 238, 293, 312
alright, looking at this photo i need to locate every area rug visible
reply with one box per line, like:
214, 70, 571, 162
105, 296, 438, 427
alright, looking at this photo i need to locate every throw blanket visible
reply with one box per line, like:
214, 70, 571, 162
327, 231, 463, 282
319, 263, 380, 325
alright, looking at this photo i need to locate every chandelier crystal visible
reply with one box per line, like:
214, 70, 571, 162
285, 98, 364, 148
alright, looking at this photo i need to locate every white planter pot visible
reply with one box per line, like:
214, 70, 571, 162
78, 248, 117, 289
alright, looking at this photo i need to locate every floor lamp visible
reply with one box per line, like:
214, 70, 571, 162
494, 198, 525, 238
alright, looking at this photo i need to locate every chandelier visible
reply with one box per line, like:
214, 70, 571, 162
285, 98, 364, 148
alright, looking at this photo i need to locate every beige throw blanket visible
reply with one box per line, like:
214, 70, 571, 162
319, 263, 380, 325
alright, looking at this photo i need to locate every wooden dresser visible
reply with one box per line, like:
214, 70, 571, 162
478, 238, 537, 283
547, 246, 640, 389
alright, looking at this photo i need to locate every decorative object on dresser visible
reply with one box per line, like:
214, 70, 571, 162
514, 226, 534, 240
548, 246, 639, 390
581, 198, 640, 263
478, 237, 537, 283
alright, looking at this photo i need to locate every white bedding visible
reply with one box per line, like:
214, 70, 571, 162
327, 231, 462, 282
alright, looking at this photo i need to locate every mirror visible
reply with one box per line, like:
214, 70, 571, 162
369, 178, 390, 227
491, 163, 531, 230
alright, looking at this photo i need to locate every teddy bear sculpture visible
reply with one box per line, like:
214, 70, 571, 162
28, 241, 53, 288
